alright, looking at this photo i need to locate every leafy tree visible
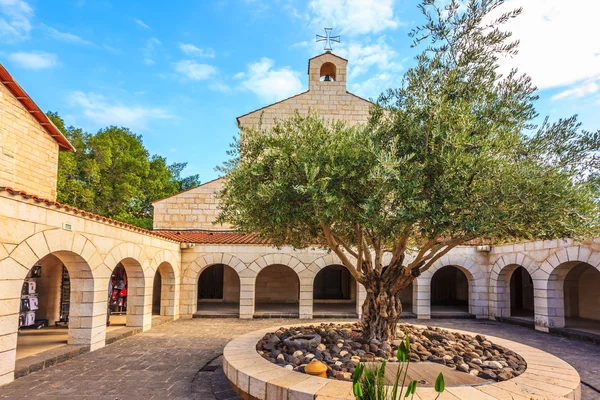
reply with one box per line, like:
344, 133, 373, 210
48, 113, 200, 229
217, 0, 600, 340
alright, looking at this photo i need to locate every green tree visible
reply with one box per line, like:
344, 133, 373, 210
217, 0, 600, 340
49, 113, 200, 229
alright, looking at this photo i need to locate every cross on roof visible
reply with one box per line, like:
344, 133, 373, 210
316, 28, 340, 51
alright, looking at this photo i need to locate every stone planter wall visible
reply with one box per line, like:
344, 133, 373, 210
223, 324, 581, 400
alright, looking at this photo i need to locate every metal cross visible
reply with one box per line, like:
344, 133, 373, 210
316, 28, 340, 51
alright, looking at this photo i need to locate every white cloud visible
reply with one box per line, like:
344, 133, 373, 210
493, 0, 600, 91
552, 81, 599, 101
8, 51, 57, 69
209, 81, 231, 92
142, 37, 161, 65
70, 91, 172, 129
336, 38, 403, 79
44, 25, 93, 45
351, 72, 400, 100
179, 43, 215, 58
134, 18, 150, 29
308, 0, 400, 36
236, 58, 303, 103
174, 60, 218, 80
0, 0, 33, 41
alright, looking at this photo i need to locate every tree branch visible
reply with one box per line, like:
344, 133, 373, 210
320, 222, 364, 283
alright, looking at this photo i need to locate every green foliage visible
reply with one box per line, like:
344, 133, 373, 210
48, 112, 199, 229
217, 0, 600, 293
352, 332, 441, 400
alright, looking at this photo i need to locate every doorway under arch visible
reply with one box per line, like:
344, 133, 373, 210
509, 266, 534, 319
430, 265, 472, 317
14, 251, 101, 364
107, 258, 147, 328
563, 262, 600, 333
313, 265, 357, 318
196, 264, 240, 317
254, 264, 299, 318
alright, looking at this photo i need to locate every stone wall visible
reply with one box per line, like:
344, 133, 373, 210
0, 191, 181, 385
237, 53, 371, 132
578, 267, 600, 320
0, 84, 59, 201
152, 178, 231, 231
255, 264, 300, 303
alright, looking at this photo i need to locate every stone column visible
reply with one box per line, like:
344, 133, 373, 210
413, 277, 431, 319
160, 274, 179, 317
357, 283, 366, 319
238, 269, 256, 319
298, 269, 314, 319
0, 259, 25, 386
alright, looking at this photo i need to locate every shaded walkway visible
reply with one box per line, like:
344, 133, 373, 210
0, 318, 598, 399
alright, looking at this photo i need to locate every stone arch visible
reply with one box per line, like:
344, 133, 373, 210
489, 253, 538, 319
11, 229, 103, 276
537, 245, 600, 330
148, 249, 180, 317
149, 249, 180, 279
104, 242, 149, 329
319, 62, 336, 81
308, 253, 361, 317
0, 230, 107, 383
415, 254, 486, 318
180, 253, 248, 316
250, 254, 310, 318
104, 242, 150, 274
152, 261, 179, 317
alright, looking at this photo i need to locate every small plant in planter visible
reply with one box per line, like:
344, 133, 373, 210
352, 334, 445, 400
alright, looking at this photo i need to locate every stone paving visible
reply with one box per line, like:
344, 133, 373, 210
0, 317, 598, 399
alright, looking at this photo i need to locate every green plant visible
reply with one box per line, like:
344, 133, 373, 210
352, 334, 445, 400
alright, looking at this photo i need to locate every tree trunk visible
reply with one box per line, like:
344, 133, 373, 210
361, 284, 403, 341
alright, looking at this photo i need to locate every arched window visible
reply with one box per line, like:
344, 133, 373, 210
320, 62, 336, 82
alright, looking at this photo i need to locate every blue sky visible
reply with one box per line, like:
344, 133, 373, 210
1, 0, 599, 183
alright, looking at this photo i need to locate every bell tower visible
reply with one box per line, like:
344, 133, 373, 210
308, 51, 348, 92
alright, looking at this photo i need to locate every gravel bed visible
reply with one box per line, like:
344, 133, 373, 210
256, 323, 527, 382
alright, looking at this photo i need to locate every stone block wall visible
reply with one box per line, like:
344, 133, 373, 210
0, 192, 181, 385
152, 178, 231, 231
0, 84, 60, 201
255, 264, 300, 303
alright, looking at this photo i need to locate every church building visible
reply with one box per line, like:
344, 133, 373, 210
0, 50, 599, 387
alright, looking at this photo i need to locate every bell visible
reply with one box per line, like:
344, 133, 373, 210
323, 75, 331, 82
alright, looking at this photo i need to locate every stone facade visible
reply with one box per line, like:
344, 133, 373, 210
0, 83, 60, 201
152, 178, 231, 231
0, 191, 181, 385
1, 52, 600, 390
237, 52, 372, 131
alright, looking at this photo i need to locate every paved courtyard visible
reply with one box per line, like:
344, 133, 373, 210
0, 317, 598, 399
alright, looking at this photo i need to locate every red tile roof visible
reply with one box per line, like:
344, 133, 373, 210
152, 230, 271, 245
0, 63, 75, 152
0, 186, 177, 242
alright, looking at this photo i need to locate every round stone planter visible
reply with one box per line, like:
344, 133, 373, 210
223, 323, 581, 400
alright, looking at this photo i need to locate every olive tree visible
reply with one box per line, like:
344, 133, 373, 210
217, 0, 600, 340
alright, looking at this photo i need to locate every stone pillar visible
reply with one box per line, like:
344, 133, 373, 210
298, 269, 314, 319
179, 282, 196, 315
532, 264, 555, 332
160, 274, 179, 317
239, 269, 255, 319
413, 276, 431, 319
357, 283, 366, 319
0, 259, 25, 386
51, 252, 108, 351
470, 270, 489, 318
68, 280, 108, 350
